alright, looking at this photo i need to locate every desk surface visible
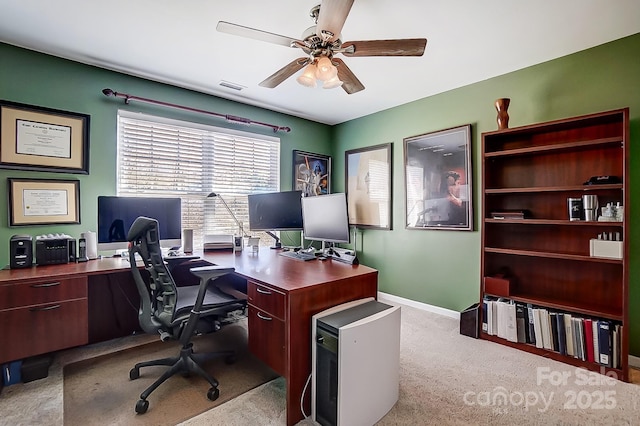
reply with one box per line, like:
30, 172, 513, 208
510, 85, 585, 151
1, 248, 377, 290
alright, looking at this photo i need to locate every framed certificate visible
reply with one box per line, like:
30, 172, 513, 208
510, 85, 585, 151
0, 100, 90, 174
8, 178, 81, 226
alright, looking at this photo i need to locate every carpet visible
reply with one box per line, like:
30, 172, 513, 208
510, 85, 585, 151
63, 322, 278, 426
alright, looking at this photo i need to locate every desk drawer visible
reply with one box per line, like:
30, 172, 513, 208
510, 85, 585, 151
248, 305, 285, 376
247, 281, 285, 320
0, 298, 88, 363
0, 277, 87, 310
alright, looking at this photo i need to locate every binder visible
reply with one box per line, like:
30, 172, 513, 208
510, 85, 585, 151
598, 321, 611, 366
563, 313, 574, 357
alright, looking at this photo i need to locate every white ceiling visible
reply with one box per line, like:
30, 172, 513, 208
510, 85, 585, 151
1, 0, 639, 125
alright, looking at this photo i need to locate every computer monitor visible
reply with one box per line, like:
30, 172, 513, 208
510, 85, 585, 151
248, 190, 303, 248
97, 196, 182, 251
301, 193, 350, 246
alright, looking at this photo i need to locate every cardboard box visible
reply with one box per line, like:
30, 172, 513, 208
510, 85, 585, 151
590, 239, 623, 260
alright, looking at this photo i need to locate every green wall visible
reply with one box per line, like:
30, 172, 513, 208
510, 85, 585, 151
331, 32, 640, 354
2, 33, 640, 354
0, 42, 332, 260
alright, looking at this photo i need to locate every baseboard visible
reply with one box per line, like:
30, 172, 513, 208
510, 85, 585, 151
629, 355, 640, 369
378, 291, 640, 370
378, 292, 460, 320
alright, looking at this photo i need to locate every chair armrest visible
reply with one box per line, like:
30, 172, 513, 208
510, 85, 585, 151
189, 265, 235, 283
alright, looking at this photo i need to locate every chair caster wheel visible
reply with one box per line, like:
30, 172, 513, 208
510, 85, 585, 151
135, 399, 149, 414
225, 354, 237, 364
207, 387, 220, 401
129, 368, 140, 380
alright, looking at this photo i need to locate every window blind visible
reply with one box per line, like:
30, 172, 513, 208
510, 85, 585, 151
117, 110, 280, 247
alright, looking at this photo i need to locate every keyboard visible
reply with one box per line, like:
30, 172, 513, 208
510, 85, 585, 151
279, 250, 316, 261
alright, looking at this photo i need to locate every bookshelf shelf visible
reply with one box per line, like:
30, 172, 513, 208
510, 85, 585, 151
480, 108, 629, 381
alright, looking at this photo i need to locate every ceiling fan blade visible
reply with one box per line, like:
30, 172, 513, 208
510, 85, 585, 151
316, 0, 354, 43
259, 58, 310, 88
333, 58, 364, 94
342, 38, 427, 57
217, 21, 298, 48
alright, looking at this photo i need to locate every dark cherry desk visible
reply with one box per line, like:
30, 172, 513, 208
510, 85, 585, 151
0, 248, 378, 425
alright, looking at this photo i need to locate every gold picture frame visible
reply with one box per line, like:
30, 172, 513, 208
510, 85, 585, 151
8, 178, 81, 226
0, 100, 90, 174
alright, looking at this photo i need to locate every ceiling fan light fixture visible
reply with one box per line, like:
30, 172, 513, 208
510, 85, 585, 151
296, 63, 317, 88
322, 75, 343, 89
315, 56, 337, 81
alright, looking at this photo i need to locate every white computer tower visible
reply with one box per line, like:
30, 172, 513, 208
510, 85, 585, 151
312, 297, 401, 426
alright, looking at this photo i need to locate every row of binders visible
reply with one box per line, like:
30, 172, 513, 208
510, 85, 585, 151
482, 297, 621, 369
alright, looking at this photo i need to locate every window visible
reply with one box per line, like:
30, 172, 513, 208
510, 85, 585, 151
117, 110, 280, 248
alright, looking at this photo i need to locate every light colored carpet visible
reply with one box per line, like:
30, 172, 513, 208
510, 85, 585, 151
185, 300, 640, 425
63, 322, 278, 426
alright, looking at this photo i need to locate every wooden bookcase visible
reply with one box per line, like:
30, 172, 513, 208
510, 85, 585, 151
480, 108, 629, 381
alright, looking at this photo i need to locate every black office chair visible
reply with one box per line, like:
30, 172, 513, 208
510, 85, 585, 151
126, 216, 247, 414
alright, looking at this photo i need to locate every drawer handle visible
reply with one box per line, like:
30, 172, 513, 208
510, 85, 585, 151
256, 312, 273, 321
256, 287, 272, 295
30, 304, 61, 312
31, 282, 61, 288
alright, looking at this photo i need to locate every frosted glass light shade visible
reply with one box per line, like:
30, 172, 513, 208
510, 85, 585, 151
297, 64, 317, 88
315, 56, 337, 81
322, 75, 343, 89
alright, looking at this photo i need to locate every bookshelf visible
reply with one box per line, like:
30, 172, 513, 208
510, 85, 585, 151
480, 108, 629, 381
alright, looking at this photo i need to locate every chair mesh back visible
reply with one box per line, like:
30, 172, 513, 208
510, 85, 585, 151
127, 216, 177, 332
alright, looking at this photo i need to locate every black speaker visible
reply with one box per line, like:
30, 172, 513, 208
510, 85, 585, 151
10, 235, 33, 269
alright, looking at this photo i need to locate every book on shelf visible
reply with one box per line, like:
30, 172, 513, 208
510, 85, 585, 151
515, 303, 527, 343
584, 318, 595, 363
489, 210, 530, 220
556, 313, 567, 356
480, 297, 621, 369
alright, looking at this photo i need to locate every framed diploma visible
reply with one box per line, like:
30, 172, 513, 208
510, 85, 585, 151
8, 178, 81, 226
0, 100, 90, 174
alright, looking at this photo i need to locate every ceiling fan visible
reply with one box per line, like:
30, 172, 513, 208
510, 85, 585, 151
216, 0, 427, 94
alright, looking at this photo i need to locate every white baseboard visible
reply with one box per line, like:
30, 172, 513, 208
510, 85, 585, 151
378, 292, 640, 370
378, 291, 460, 320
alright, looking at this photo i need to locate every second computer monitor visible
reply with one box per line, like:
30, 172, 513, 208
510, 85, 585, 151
301, 193, 350, 244
248, 190, 304, 231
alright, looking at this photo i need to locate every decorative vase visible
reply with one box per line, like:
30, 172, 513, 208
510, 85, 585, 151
495, 98, 510, 130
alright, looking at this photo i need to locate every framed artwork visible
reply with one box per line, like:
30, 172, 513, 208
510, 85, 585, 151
345, 143, 392, 229
404, 124, 473, 231
292, 150, 331, 196
0, 100, 90, 174
8, 178, 81, 226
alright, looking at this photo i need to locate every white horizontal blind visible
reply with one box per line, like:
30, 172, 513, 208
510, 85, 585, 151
117, 111, 280, 247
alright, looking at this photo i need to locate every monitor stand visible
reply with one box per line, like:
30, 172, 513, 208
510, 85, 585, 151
266, 231, 282, 249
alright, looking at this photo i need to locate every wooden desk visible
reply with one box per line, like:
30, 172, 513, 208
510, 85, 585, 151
0, 249, 378, 425
202, 249, 378, 425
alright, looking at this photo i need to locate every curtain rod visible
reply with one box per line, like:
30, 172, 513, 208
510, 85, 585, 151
101, 88, 291, 133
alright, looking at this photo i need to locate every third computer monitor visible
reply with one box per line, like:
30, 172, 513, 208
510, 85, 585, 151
301, 193, 350, 244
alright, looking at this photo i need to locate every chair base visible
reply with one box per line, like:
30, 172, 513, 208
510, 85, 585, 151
129, 342, 235, 414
